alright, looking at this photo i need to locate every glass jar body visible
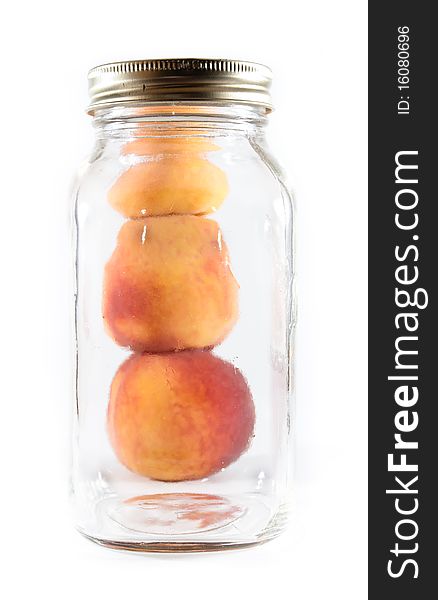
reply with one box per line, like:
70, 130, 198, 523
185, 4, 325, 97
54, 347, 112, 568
71, 105, 294, 551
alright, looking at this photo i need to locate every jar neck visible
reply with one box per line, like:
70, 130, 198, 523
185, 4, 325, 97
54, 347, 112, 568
92, 103, 268, 140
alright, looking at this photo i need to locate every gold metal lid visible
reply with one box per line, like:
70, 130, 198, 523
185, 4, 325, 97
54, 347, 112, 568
87, 58, 272, 114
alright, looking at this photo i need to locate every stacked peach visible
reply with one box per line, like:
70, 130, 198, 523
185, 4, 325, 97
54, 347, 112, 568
103, 135, 254, 481
108, 137, 228, 218
103, 215, 238, 352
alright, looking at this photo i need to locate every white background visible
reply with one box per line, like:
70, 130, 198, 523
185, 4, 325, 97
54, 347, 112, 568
0, 1, 367, 598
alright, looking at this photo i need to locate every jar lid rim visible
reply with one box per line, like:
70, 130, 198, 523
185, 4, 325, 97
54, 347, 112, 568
87, 58, 273, 114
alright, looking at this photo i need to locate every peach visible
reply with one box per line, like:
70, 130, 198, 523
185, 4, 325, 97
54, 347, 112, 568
108, 137, 228, 217
102, 215, 238, 352
121, 135, 220, 157
107, 351, 255, 481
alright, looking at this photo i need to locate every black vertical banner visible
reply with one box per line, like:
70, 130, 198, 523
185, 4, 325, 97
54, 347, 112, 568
369, 2, 437, 597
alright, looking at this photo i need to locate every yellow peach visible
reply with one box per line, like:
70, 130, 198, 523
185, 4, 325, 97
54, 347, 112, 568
102, 215, 238, 352
107, 351, 255, 481
108, 137, 228, 217
121, 135, 220, 156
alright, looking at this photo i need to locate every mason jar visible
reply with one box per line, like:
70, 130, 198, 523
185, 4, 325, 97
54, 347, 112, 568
71, 58, 295, 552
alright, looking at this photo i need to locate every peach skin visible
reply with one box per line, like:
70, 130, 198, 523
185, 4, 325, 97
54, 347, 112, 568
107, 351, 255, 481
108, 137, 228, 217
121, 135, 220, 157
102, 215, 239, 352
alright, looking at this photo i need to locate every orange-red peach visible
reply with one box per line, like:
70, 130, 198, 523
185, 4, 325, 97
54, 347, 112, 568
108, 137, 228, 217
107, 351, 255, 481
102, 215, 238, 352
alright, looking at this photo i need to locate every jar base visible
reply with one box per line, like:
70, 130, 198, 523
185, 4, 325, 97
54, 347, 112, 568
79, 532, 275, 553
75, 492, 288, 552
107, 492, 246, 535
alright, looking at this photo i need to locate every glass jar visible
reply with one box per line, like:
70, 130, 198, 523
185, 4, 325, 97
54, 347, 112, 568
71, 59, 295, 552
